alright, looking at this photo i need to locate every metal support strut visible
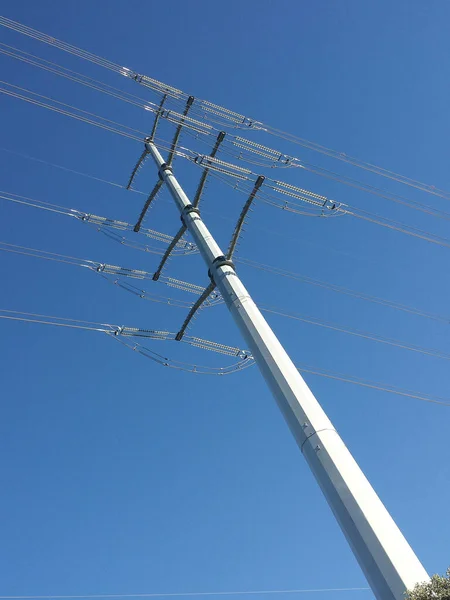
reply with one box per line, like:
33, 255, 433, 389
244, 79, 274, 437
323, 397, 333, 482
126, 95, 167, 190
146, 140, 429, 600
175, 174, 264, 340
227, 175, 265, 259
133, 179, 163, 233
152, 131, 226, 282
166, 95, 194, 166
130, 96, 195, 233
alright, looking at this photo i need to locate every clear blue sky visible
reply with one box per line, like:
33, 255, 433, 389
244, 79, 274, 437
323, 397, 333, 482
1, 1, 449, 599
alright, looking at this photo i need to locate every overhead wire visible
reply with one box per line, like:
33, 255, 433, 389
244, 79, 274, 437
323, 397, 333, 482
0, 309, 253, 375
3, 240, 450, 365
0, 80, 197, 160
182, 127, 450, 222
0, 146, 137, 192
0, 190, 196, 255
6, 38, 448, 225
2, 145, 449, 328
0, 241, 221, 308
3, 77, 450, 249
260, 304, 450, 363
2, 175, 449, 329
2, 15, 448, 201
0, 17, 126, 74
2, 23, 450, 403
1, 308, 449, 406
0, 145, 368, 262
0, 42, 159, 112
0, 588, 372, 599
0, 79, 147, 141
2, 17, 450, 220
204, 166, 450, 249
296, 363, 450, 408
236, 256, 450, 325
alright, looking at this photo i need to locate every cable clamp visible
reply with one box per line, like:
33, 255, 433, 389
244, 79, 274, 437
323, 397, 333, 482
180, 204, 201, 225
208, 255, 236, 281
322, 198, 337, 211
158, 163, 173, 180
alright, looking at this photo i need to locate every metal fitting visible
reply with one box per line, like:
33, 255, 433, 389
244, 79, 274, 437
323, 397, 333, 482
180, 204, 201, 225
158, 163, 173, 181
208, 255, 236, 281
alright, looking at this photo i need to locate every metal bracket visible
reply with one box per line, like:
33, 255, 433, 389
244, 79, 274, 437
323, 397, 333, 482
207, 255, 236, 281
126, 95, 167, 190
172, 172, 264, 342
227, 175, 265, 259
130, 96, 195, 232
133, 179, 163, 232
175, 258, 236, 342
180, 204, 201, 225
158, 162, 173, 181
173, 174, 264, 341
148, 94, 167, 142
166, 95, 195, 166
152, 131, 226, 282
322, 198, 337, 211
175, 282, 216, 341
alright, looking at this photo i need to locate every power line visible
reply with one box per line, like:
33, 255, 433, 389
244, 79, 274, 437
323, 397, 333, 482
297, 363, 450, 408
2, 180, 448, 326
0, 17, 440, 595
4, 41, 450, 226
0, 41, 159, 111
3, 239, 450, 365
0, 146, 142, 192
0, 79, 147, 141
0, 309, 253, 375
236, 257, 450, 325
3, 241, 450, 407
0, 145, 377, 263
0, 241, 220, 307
260, 304, 450, 363
181, 127, 450, 222
4, 79, 450, 251
0, 190, 196, 255
6, 38, 450, 232
0, 588, 372, 599
2, 15, 448, 202
128, 140, 432, 595
2, 140, 448, 321
205, 167, 450, 250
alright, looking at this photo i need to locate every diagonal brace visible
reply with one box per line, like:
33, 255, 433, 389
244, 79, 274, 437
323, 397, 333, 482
174, 174, 265, 340
126, 95, 167, 190
132, 95, 195, 232
166, 95, 194, 166
227, 175, 265, 259
152, 131, 226, 281
175, 281, 216, 341
133, 179, 163, 232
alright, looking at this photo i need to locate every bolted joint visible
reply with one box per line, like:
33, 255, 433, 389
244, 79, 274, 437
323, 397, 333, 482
208, 255, 236, 281
158, 163, 173, 181
180, 204, 201, 226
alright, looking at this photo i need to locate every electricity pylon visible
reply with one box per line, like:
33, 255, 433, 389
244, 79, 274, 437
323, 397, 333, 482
145, 140, 429, 600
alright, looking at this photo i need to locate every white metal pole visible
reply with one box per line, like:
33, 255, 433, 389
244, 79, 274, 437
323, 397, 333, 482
146, 141, 429, 600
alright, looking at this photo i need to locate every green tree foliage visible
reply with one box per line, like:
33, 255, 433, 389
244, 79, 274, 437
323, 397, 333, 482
406, 568, 450, 600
